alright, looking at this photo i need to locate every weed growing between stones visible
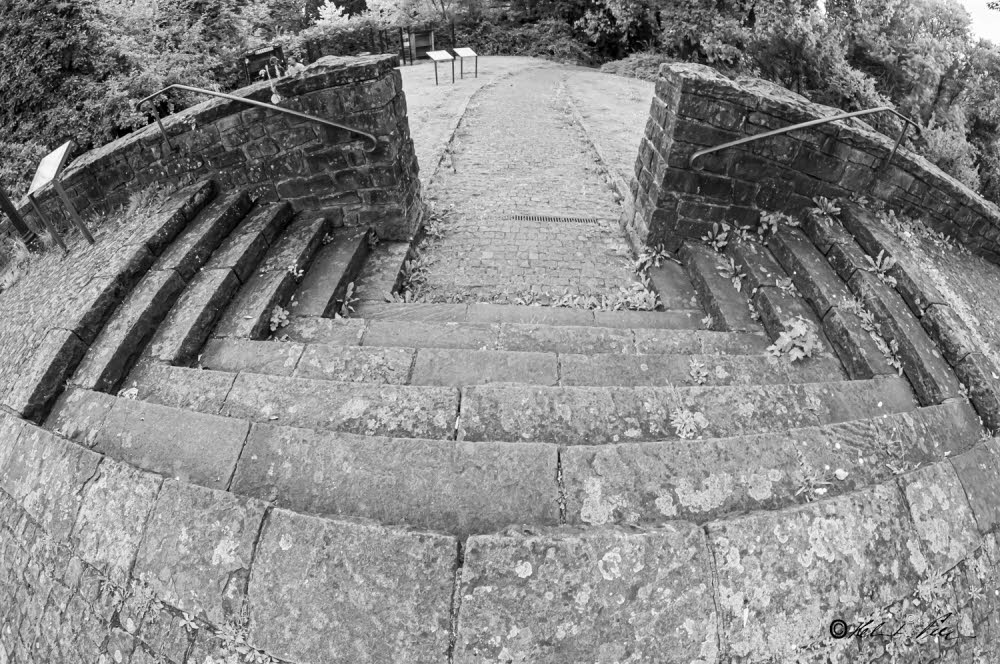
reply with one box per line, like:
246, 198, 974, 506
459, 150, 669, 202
688, 358, 709, 385
865, 249, 898, 287
844, 297, 903, 374
268, 305, 289, 333
0, 233, 31, 292
812, 195, 841, 219
670, 407, 708, 439
336, 281, 359, 318
634, 242, 671, 274
717, 255, 746, 292
702, 222, 730, 252
767, 316, 823, 362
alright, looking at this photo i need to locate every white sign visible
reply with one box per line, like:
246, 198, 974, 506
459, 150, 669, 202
29, 141, 75, 196
454, 48, 478, 58
427, 50, 454, 62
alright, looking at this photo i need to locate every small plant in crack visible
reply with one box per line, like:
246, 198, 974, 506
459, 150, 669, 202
688, 359, 709, 385
670, 408, 709, 439
775, 276, 797, 296
757, 214, 779, 243
336, 282, 359, 318
717, 256, 746, 292
286, 263, 304, 280
845, 298, 903, 374
792, 451, 833, 501
812, 196, 841, 218
702, 223, 730, 252
269, 305, 290, 332
321, 232, 335, 246
612, 280, 660, 311
864, 249, 897, 287
635, 243, 671, 274
767, 316, 822, 362
367, 231, 381, 250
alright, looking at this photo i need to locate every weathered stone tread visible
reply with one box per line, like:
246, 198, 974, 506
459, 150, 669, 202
288, 226, 371, 318
682, 241, 759, 332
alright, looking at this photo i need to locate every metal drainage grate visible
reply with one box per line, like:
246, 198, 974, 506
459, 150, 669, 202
506, 214, 604, 225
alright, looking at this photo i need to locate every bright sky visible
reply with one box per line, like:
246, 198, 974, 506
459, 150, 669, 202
959, 0, 1000, 41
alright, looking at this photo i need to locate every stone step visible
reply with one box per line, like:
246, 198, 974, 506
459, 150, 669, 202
562, 398, 980, 525
141, 199, 295, 367
199, 337, 846, 387
127, 364, 460, 440
213, 210, 330, 340
350, 301, 706, 330
457, 376, 916, 444
353, 240, 412, 301
288, 226, 372, 318
284, 316, 770, 355
646, 257, 700, 310
46, 387, 557, 538
71, 191, 255, 392
681, 240, 760, 332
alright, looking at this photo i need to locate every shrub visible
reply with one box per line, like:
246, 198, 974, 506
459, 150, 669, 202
599, 51, 674, 80
919, 114, 981, 191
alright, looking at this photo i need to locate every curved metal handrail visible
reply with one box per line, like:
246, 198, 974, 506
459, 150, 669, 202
689, 106, 921, 170
136, 84, 378, 153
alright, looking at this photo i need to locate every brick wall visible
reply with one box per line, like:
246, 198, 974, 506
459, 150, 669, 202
14, 54, 421, 244
626, 63, 1000, 264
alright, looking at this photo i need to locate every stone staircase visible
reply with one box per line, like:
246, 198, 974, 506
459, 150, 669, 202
5, 178, 998, 662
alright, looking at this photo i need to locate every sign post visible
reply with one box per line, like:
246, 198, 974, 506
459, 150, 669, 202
0, 187, 39, 249
427, 50, 455, 85
453, 48, 478, 79
28, 141, 92, 250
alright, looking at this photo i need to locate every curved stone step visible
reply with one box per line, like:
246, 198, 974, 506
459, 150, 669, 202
213, 209, 330, 340
682, 241, 760, 332
46, 387, 558, 537
71, 191, 256, 392
284, 315, 770, 355
288, 226, 372, 318
562, 399, 980, 525
199, 337, 846, 387
352, 300, 706, 329
457, 376, 916, 444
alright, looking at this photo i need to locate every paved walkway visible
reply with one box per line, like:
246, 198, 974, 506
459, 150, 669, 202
400, 59, 655, 303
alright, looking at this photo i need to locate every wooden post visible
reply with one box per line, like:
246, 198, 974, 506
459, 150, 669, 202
27, 194, 67, 253
0, 186, 39, 248
52, 181, 95, 244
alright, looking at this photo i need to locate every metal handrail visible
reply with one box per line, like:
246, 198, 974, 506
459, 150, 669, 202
689, 106, 921, 170
136, 84, 378, 153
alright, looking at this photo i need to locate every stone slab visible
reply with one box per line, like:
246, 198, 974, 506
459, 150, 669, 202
411, 348, 557, 386
156, 190, 254, 281
144, 268, 242, 366
633, 328, 770, 355
352, 301, 470, 322
131, 364, 236, 414
288, 227, 370, 317
849, 270, 963, 406
248, 509, 457, 663
592, 308, 703, 330
769, 228, 855, 317
213, 269, 295, 340
220, 372, 459, 438
499, 323, 633, 354
363, 320, 499, 350
820, 306, 897, 379
72, 459, 162, 575
682, 241, 758, 332
825, 239, 872, 283
294, 344, 414, 384
256, 213, 329, 276
231, 424, 559, 536
46, 387, 116, 448
4, 328, 87, 423
898, 461, 981, 572
126, 181, 216, 256
205, 202, 293, 282
73, 268, 186, 392
282, 316, 366, 345
707, 483, 927, 661
457, 378, 915, 445
751, 284, 832, 354
921, 303, 979, 367
647, 258, 700, 310
0, 424, 101, 541
951, 444, 1000, 535
563, 399, 980, 526
134, 481, 267, 624
467, 303, 597, 326
455, 523, 718, 663
955, 353, 1000, 431
728, 237, 785, 291
200, 339, 304, 377
98, 395, 251, 490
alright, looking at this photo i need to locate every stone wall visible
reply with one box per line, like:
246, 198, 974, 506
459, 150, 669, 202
11, 54, 421, 244
626, 63, 1000, 263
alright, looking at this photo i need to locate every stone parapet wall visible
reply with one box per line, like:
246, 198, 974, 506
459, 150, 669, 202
11, 54, 421, 244
626, 63, 1000, 263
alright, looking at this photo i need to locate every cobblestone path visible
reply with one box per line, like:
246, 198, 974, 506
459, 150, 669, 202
417, 66, 638, 302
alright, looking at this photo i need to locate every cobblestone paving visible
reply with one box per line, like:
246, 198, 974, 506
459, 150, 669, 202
415, 66, 639, 302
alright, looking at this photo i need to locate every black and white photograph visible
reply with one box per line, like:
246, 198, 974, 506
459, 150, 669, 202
2, 0, 1000, 661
